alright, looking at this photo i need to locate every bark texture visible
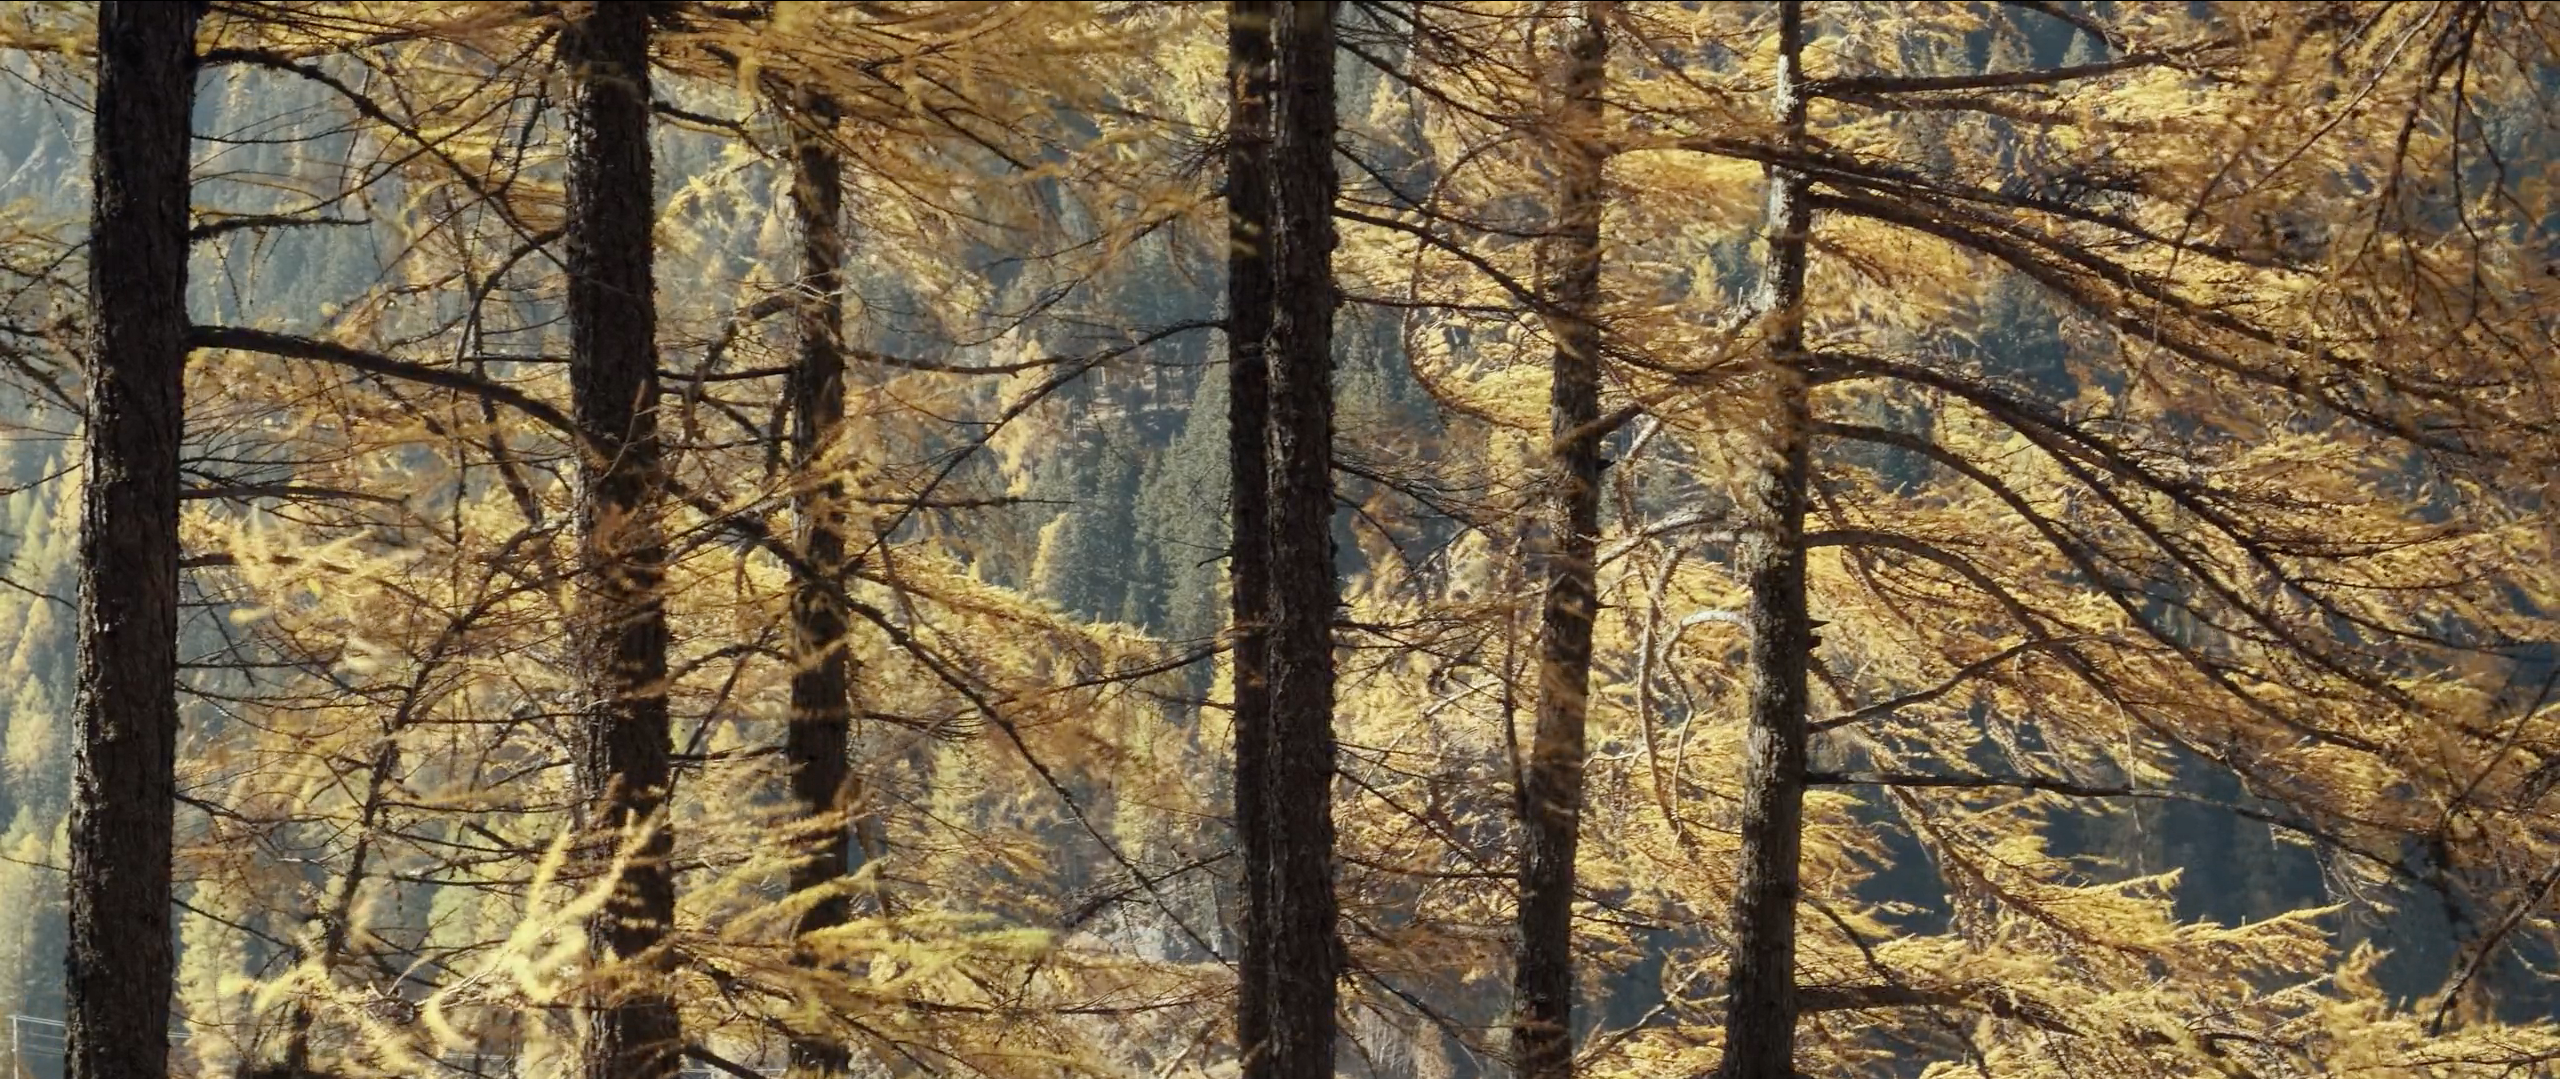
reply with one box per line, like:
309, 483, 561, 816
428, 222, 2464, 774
561, 8, 678, 1079
1718, 4, 1813, 1077
67, 6, 198, 1079
1260, 4, 1342, 1078
1225, 2, 1280, 1072
1512, 6, 1609, 1079
784, 86, 856, 1079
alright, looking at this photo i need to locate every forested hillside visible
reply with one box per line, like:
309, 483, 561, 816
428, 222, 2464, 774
6, 3, 2560, 1079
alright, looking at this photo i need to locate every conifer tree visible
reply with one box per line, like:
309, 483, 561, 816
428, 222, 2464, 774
1514, 5, 1610, 1079
783, 79, 857, 1079
68, 6, 198, 1079
1260, 3, 1343, 1076
9, 6, 2560, 1079
560, 6, 679, 1078
1225, 1, 1279, 1070
1719, 4, 1812, 1074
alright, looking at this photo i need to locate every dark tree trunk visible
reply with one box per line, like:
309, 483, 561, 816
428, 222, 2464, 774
1718, 4, 1812, 1078
783, 85, 857, 1079
67, 7, 197, 1079
561, 8, 678, 1079
1225, 2, 1278, 1072
1512, 6, 1609, 1079
1260, 4, 1342, 1078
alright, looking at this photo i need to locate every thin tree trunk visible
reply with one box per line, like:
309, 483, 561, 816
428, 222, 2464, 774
1262, 4, 1342, 1078
281, 737, 401, 1078
783, 85, 857, 1079
1225, 2, 1279, 1073
67, 6, 197, 1079
1513, 6, 1609, 1079
561, 7, 678, 1079
1718, 3, 1812, 1077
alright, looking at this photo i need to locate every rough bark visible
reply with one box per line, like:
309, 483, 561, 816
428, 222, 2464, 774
1512, 6, 1609, 1079
67, 6, 197, 1079
561, 8, 678, 1079
783, 86, 856, 1079
1260, 4, 1342, 1078
1226, 2, 1279, 1072
1718, 4, 1813, 1078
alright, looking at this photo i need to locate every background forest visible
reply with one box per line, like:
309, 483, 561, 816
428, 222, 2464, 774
7, 2, 2560, 1079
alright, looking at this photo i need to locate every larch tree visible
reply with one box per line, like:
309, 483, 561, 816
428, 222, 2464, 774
559, 6, 679, 1078
68, 7, 199, 1079
1513, 4, 1610, 1079
10, 4, 1236, 1076
1225, 1, 1278, 1072
1717, 3, 1812, 1074
1297, 1, 2560, 1075
20, 4, 2560, 1079
1591, 2, 2560, 1073
781, 78, 857, 1079
1260, 2, 1343, 1076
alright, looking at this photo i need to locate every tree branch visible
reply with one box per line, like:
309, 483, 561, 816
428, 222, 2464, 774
189, 325, 576, 435
1799, 982, 2079, 1034
1811, 53, 2171, 97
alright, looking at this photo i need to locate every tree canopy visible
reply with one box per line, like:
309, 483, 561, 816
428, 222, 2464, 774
5, 3, 2560, 1079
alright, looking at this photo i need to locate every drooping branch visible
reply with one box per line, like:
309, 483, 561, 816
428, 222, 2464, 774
190, 325, 576, 435
1809, 770, 2407, 877
1813, 188, 2479, 456
1814, 421, 2388, 756
1816, 351, 2475, 660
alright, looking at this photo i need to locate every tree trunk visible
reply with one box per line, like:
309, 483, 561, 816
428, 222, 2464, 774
561, 8, 678, 1079
1718, 4, 1812, 1078
783, 85, 857, 1079
67, 7, 197, 1079
1260, 4, 1342, 1078
1513, 6, 1608, 1079
1225, 2, 1279, 1073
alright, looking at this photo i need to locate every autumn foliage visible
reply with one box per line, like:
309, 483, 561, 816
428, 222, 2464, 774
3, 4, 2560, 1079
